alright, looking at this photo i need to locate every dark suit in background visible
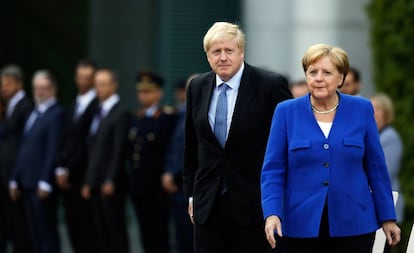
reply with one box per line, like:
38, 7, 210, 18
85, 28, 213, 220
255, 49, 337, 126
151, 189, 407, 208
128, 107, 176, 253
0, 95, 34, 253
184, 63, 292, 252
11, 102, 63, 253
56, 97, 99, 253
85, 101, 130, 253
163, 105, 194, 253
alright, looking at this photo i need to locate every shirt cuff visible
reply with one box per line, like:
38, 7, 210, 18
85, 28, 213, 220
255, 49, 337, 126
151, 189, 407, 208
38, 181, 53, 192
189, 196, 193, 203
9, 180, 18, 189
55, 167, 69, 176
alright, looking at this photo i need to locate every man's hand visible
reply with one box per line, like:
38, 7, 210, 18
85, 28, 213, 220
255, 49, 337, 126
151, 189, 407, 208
81, 184, 91, 200
37, 187, 50, 200
101, 181, 115, 197
9, 187, 20, 202
265, 215, 283, 249
56, 173, 71, 190
188, 199, 194, 224
161, 172, 178, 194
382, 221, 401, 246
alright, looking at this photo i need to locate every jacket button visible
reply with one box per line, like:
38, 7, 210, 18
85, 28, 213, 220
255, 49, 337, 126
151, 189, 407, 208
323, 181, 329, 186
323, 162, 329, 168
323, 144, 330, 150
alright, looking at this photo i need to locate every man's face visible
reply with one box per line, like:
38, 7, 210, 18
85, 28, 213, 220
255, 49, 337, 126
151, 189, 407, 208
33, 77, 55, 104
1, 76, 22, 100
206, 39, 244, 82
95, 71, 116, 101
137, 88, 162, 108
340, 72, 360, 95
75, 66, 95, 93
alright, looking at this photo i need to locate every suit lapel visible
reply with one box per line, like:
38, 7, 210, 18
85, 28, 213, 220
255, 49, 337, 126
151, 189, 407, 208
201, 74, 218, 143
227, 65, 257, 146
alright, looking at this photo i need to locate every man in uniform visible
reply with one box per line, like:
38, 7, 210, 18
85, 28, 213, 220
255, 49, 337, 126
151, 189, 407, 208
128, 71, 176, 253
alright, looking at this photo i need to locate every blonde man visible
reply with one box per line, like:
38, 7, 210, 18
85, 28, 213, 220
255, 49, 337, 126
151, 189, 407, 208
183, 22, 292, 253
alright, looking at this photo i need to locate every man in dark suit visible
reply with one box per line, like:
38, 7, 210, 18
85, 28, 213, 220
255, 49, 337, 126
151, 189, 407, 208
127, 71, 176, 253
9, 70, 64, 253
183, 22, 292, 253
81, 68, 129, 253
0, 65, 34, 253
55, 59, 99, 253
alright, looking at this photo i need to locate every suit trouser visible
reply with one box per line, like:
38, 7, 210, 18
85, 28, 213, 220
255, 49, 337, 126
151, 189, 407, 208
284, 206, 375, 253
23, 190, 60, 253
130, 194, 170, 253
62, 186, 98, 253
90, 192, 129, 253
0, 187, 34, 253
194, 193, 270, 253
171, 194, 193, 253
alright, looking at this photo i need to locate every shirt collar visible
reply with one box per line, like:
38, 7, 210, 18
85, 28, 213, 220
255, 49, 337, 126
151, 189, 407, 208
145, 104, 159, 117
76, 89, 96, 106
100, 94, 120, 115
36, 97, 57, 114
215, 62, 244, 90
8, 90, 25, 109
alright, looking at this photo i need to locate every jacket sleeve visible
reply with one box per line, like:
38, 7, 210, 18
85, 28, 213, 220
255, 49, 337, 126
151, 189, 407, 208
261, 103, 288, 220
105, 110, 130, 183
183, 81, 198, 198
363, 102, 397, 223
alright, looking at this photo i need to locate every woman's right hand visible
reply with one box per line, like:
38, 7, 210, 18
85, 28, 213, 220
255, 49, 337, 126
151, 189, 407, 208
265, 215, 283, 249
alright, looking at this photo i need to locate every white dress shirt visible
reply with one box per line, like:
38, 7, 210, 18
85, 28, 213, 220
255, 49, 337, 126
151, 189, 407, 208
208, 63, 244, 139
6, 90, 25, 118
74, 89, 96, 118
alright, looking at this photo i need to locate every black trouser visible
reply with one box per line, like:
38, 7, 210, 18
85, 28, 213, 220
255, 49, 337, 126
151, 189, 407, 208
284, 206, 375, 253
90, 192, 129, 253
0, 187, 34, 253
61, 186, 98, 253
194, 193, 270, 253
23, 190, 60, 253
130, 194, 170, 253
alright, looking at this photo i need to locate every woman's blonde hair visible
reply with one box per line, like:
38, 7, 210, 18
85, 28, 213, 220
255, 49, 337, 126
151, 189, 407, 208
371, 93, 395, 125
203, 22, 245, 52
302, 43, 349, 85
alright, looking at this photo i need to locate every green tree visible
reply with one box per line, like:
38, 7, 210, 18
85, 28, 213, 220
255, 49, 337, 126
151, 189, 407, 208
367, 0, 414, 251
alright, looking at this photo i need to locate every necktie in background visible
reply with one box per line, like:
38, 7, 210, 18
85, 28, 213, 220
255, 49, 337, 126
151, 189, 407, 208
24, 109, 40, 134
89, 106, 103, 136
214, 83, 228, 148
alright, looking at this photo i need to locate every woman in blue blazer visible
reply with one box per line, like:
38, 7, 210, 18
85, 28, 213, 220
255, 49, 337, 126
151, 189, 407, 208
261, 44, 400, 253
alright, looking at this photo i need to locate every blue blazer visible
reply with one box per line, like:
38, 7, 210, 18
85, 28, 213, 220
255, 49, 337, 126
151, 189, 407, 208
12, 104, 64, 190
261, 93, 396, 238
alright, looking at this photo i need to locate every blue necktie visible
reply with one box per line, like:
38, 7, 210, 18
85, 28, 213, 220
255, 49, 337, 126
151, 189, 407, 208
214, 83, 228, 147
24, 109, 40, 133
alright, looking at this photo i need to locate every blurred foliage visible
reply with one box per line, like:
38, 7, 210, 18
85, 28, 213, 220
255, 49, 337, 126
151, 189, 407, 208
367, 0, 414, 251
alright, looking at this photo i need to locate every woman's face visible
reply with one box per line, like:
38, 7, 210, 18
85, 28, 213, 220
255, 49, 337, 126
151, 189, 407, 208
305, 56, 343, 100
371, 99, 385, 130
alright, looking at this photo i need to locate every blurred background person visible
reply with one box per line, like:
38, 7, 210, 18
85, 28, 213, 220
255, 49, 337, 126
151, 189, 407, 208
262, 44, 400, 253
370, 93, 404, 222
289, 79, 308, 98
81, 68, 130, 253
339, 66, 361, 96
55, 59, 99, 253
0, 65, 34, 253
128, 70, 176, 253
9, 70, 63, 253
162, 75, 198, 253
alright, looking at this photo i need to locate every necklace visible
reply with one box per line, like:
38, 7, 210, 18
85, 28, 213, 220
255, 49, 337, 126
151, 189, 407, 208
311, 102, 339, 114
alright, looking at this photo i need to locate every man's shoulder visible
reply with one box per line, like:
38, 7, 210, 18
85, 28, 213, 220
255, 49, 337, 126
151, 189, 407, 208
188, 71, 214, 88
246, 64, 287, 82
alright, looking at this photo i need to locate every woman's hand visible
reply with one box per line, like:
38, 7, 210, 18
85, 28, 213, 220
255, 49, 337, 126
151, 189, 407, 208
265, 215, 283, 249
382, 221, 401, 246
